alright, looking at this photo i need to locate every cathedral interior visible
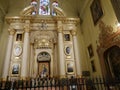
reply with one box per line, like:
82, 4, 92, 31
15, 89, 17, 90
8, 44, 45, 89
0, 0, 120, 81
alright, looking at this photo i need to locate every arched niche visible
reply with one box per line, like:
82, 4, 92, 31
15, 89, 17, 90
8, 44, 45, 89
103, 45, 120, 78
37, 52, 51, 78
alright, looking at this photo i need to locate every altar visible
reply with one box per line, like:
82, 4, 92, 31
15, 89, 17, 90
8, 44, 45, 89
2, 2, 81, 80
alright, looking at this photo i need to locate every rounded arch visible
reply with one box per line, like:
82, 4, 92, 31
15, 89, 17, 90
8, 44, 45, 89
104, 45, 120, 78
37, 51, 51, 62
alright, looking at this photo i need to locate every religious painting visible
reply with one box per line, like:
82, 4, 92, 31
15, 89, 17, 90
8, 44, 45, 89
88, 44, 94, 58
64, 34, 71, 41
11, 63, 20, 75
90, 0, 103, 25
65, 46, 71, 55
66, 61, 74, 74
38, 62, 49, 78
14, 45, 23, 57
91, 60, 96, 72
16, 33, 22, 41
39, 0, 50, 15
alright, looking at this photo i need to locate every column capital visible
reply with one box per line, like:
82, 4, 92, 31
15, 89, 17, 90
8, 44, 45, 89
57, 21, 63, 33
24, 24, 30, 33
71, 29, 77, 36
8, 28, 15, 35
57, 25, 63, 33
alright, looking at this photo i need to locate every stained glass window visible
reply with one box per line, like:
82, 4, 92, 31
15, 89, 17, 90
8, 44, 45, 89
30, 0, 58, 15
31, 0, 38, 15
39, 0, 50, 15
52, 1, 58, 16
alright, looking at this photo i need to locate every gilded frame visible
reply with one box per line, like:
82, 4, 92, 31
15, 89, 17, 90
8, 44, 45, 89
38, 62, 50, 77
11, 63, 20, 76
64, 34, 71, 41
16, 33, 23, 41
64, 45, 72, 55
14, 44, 23, 57
66, 61, 75, 74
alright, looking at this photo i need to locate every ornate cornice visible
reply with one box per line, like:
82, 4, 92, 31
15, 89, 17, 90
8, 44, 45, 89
6, 16, 80, 24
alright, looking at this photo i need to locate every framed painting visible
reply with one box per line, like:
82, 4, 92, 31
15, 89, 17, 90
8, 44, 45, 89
90, 0, 103, 25
11, 63, 20, 76
66, 61, 74, 74
16, 33, 23, 41
38, 62, 50, 78
64, 34, 71, 41
64, 45, 72, 55
88, 44, 94, 58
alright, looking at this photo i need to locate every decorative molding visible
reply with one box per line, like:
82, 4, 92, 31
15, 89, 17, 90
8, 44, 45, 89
8, 28, 16, 35
20, 5, 34, 16
99, 21, 114, 47
30, 31, 57, 48
6, 16, 79, 24
53, 6, 66, 17
97, 20, 120, 78
98, 21, 120, 48
71, 30, 77, 36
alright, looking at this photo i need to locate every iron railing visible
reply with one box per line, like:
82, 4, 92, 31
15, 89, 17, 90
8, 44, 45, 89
0, 77, 120, 90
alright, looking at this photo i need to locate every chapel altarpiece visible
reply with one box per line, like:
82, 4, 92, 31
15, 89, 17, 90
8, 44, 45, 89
2, 4, 81, 80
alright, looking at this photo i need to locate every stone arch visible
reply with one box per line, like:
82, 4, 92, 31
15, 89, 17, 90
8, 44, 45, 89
104, 45, 120, 78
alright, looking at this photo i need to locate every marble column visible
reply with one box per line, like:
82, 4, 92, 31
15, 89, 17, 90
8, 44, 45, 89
21, 21, 30, 79
71, 30, 82, 76
57, 21, 65, 77
2, 28, 15, 80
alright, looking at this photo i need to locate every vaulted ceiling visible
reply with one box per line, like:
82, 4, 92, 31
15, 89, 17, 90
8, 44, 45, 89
0, 0, 88, 18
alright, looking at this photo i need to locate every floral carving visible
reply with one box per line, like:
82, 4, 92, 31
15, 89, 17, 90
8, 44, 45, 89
99, 21, 115, 46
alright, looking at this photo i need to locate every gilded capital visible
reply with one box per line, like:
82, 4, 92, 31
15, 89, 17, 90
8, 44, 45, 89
71, 30, 77, 36
57, 25, 63, 33
8, 28, 16, 35
24, 24, 30, 32
57, 21, 63, 33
